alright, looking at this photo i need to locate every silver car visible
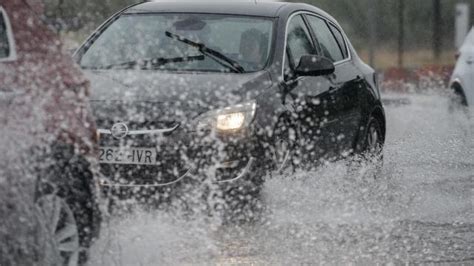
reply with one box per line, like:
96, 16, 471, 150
450, 27, 474, 107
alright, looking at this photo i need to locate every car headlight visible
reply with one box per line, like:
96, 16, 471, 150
195, 101, 257, 132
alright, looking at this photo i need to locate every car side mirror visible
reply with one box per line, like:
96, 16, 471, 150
295, 55, 335, 77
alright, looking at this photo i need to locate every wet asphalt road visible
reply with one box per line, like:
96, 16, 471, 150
90, 93, 474, 265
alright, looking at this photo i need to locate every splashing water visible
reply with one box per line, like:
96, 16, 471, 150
89, 92, 474, 265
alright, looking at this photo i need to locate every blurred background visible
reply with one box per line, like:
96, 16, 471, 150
42, 0, 474, 83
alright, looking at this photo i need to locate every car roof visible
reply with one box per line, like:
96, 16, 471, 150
125, 1, 322, 18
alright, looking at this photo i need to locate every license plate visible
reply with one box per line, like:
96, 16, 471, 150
99, 147, 157, 165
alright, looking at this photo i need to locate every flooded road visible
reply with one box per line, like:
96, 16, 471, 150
90, 93, 474, 265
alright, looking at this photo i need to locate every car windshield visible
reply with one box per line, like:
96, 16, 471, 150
79, 13, 274, 73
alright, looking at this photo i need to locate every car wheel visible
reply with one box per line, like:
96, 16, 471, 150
36, 143, 101, 265
365, 117, 384, 154
271, 117, 297, 175
450, 84, 468, 107
361, 117, 384, 173
36, 195, 81, 266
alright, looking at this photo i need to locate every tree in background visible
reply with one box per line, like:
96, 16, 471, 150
43, 0, 140, 32
42, 0, 474, 68
433, 0, 442, 59
298, 0, 473, 67
398, 0, 405, 68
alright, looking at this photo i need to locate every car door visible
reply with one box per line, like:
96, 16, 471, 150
0, 6, 17, 124
281, 14, 337, 161
304, 14, 364, 155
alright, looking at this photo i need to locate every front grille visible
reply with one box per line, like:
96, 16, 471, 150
96, 119, 178, 132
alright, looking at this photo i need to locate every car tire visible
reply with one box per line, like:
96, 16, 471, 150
359, 116, 384, 178
35, 194, 81, 266
450, 84, 468, 107
363, 117, 384, 154
35, 143, 101, 265
270, 116, 298, 175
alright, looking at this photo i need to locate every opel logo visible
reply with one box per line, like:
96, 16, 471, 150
111, 122, 129, 139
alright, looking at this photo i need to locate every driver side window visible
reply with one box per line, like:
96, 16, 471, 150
284, 14, 316, 78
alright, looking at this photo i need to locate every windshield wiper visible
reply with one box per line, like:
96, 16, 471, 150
98, 55, 206, 70
165, 31, 245, 73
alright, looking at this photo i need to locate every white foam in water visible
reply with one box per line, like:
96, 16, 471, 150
89, 92, 474, 265
89, 210, 219, 265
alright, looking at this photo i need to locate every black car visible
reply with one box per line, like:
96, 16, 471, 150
74, 1, 385, 214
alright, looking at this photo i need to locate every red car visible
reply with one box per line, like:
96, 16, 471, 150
0, 0, 100, 264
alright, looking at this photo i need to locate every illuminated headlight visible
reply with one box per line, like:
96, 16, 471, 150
217, 112, 246, 131
195, 101, 256, 132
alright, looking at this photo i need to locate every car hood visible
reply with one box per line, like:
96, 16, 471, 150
84, 70, 272, 128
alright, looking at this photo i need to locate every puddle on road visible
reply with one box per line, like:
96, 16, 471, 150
89, 93, 474, 265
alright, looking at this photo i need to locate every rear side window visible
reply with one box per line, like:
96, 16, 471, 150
328, 24, 348, 59
0, 7, 15, 61
305, 15, 344, 62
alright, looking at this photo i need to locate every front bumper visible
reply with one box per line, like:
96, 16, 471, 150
98, 157, 256, 188
96, 124, 265, 191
